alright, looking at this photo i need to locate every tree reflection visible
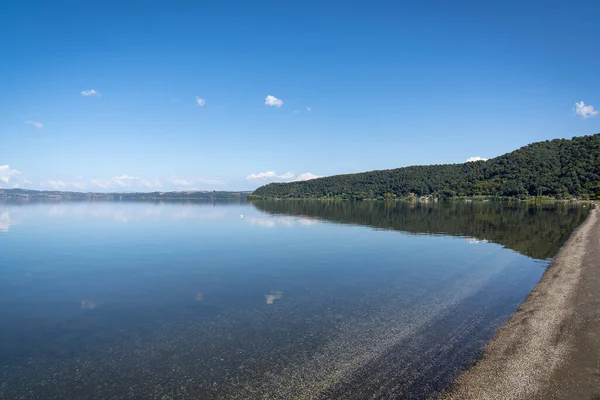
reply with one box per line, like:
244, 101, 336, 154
251, 200, 589, 260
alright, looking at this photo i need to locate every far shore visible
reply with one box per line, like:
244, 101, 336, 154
248, 195, 594, 203
443, 203, 600, 399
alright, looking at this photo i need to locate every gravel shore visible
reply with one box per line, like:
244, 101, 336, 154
445, 204, 600, 400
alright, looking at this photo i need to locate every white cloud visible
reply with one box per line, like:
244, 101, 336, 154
197, 177, 226, 185
0, 165, 21, 184
81, 89, 100, 97
90, 179, 112, 189
171, 177, 225, 187
112, 175, 139, 187
69, 180, 87, 190
171, 178, 194, 187
89, 175, 137, 189
195, 97, 206, 107
306, 106, 311, 112
25, 120, 43, 129
574, 101, 598, 119
247, 171, 321, 182
38, 175, 221, 191
141, 179, 162, 188
23, 179, 32, 185
278, 172, 295, 179
265, 95, 283, 107
466, 156, 488, 163
45, 180, 68, 190
174, 178, 192, 187
247, 171, 277, 180
43, 178, 86, 190
292, 172, 321, 181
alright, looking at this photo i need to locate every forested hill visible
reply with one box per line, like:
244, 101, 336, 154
252, 133, 600, 200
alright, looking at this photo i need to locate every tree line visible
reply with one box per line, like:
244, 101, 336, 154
252, 133, 600, 200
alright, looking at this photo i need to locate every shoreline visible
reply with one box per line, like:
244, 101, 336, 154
444, 203, 600, 399
248, 196, 589, 203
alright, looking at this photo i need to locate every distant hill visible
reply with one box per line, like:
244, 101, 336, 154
252, 133, 600, 200
0, 189, 251, 201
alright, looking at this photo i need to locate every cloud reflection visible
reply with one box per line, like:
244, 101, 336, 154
42, 203, 231, 223
265, 290, 283, 305
298, 218, 319, 226
2, 203, 320, 231
81, 300, 97, 309
466, 237, 488, 244
246, 216, 319, 228
0, 210, 12, 232
244, 216, 276, 227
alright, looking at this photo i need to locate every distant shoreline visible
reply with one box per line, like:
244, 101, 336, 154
0, 188, 251, 202
443, 203, 600, 399
2, 189, 591, 203
249, 195, 587, 203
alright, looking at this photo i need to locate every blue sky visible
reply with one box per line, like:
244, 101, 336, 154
1, 1, 599, 192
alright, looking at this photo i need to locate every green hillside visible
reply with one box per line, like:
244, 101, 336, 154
252, 133, 600, 200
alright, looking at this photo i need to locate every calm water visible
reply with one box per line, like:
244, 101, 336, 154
0, 200, 588, 399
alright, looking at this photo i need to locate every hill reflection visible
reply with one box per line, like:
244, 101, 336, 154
251, 200, 589, 260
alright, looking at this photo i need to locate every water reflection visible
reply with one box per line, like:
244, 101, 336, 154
80, 300, 97, 310
252, 200, 589, 260
0, 210, 12, 232
1, 201, 325, 231
2, 201, 234, 224
265, 290, 283, 305
245, 215, 320, 228
0, 200, 585, 399
466, 238, 488, 244
45, 202, 231, 222
245, 216, 278, 227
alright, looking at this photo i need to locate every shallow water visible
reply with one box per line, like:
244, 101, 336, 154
0, 200, 588, 399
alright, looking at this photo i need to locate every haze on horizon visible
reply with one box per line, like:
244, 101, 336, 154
1, 1, 599, 192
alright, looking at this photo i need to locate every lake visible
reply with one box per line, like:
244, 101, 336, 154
0, 200, 589, 399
